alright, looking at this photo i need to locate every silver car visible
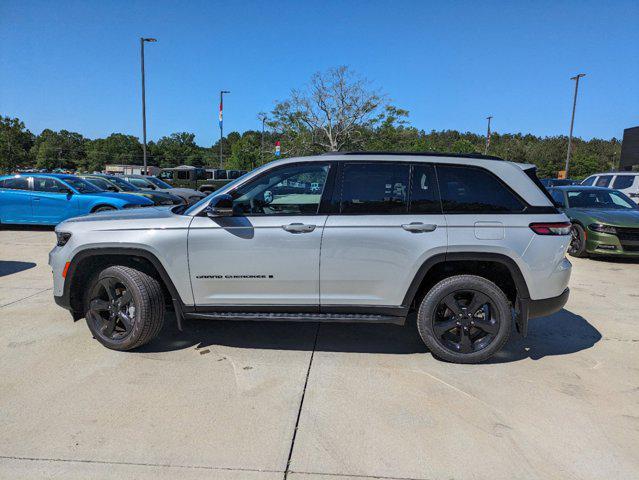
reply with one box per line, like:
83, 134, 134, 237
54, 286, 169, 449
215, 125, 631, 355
50, 152, 572, 363
121, 174, 207, 205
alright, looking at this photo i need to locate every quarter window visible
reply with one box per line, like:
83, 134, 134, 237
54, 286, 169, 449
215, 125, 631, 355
549, 189, 565, 208
232, 163, 329, 215
612, 175, 636, 190
437, 165, 525, 213
595, 175, 612, 187
340, 163, 409, 214
410, 164, 441, 213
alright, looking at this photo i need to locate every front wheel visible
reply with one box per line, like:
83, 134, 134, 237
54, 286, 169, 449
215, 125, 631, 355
93, 205, 116, 213
568, 224, 588, 258
84, 265, 165, 350
417, 275, 512, 364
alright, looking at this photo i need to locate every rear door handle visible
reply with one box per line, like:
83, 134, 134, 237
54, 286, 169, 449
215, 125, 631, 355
282, 223, 316, 233
401, 222, 437, 233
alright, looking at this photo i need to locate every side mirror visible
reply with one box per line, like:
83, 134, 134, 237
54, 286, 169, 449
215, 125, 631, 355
64, 188, 74, 195
205, 194, 234, 217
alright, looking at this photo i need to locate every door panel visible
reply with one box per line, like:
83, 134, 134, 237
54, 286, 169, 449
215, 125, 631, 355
31, 177, 78, 224
188, 215, 326, 306
0, 186, 33, 223
320, 214, 447, 306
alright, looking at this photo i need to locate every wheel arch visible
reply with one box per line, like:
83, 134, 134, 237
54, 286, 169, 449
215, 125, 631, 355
89, 202, 119, 213
64, 247, 184, 322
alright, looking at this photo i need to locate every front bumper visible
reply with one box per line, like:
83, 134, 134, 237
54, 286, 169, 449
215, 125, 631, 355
528, 288, 570, 319
586, 230, 639, 256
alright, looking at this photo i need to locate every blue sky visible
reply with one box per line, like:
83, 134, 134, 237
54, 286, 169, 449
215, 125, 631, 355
1, 0, 637, 146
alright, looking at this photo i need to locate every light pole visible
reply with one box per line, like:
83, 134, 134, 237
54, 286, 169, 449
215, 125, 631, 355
140, 37, 157, 175
484, 116, 493, 155
258, 112, 267, 166
219, 90, 230, 169
565, 73, 586, 177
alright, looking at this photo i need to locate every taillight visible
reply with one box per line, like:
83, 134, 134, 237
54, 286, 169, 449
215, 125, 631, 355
529, 222, 571, 235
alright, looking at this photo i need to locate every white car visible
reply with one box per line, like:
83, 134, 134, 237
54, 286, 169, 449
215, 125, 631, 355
581, 172, 639, 202
49, 152, 572, 363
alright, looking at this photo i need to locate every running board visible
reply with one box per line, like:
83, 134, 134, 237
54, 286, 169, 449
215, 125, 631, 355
184, 311, 406, 325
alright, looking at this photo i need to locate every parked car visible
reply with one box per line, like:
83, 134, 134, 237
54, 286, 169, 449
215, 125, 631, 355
118, 174, 206, 205
581, 172, 639, 202
50, 152, 572, 363
79, 174, 184, 206
540, 178, 580, 188
548, 185, 639, 257
0, 173, 153, 225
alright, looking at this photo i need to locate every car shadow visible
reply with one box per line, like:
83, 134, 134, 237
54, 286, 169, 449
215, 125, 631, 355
138, 309, 601, 362
0, 224, 55, 232
0, 260, 37, 277
587, 256, 639, 264
487, 309, 601, 363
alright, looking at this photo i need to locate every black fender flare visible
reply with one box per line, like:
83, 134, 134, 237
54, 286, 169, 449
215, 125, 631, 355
61, 247, 185, 328
402, 252, 531, 336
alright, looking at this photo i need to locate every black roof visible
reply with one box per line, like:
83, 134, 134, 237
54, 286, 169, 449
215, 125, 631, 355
321, 151, 504, 161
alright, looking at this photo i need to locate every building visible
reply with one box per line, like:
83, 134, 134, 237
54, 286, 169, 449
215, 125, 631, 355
620, 126, 639, 171
104, 164, 160, 176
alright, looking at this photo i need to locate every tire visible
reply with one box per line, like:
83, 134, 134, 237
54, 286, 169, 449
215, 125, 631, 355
84, 265, 165, 351
417, 275, 512, 364
568, 224, 588, 258
93, 205, 116, 213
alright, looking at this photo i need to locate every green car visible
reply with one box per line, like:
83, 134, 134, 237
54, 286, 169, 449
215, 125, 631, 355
548, 186, 639, 257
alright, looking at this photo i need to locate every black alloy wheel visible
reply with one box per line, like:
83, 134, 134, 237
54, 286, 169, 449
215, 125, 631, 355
87, 276, 135, 341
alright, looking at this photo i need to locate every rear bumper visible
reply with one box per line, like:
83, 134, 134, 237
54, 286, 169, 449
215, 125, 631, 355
528, 288, 569, 319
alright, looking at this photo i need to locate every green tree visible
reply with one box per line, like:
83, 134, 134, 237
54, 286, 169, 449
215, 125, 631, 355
31, 129, 86, 171
0, 116, 34, 172
84, 133, 142, 172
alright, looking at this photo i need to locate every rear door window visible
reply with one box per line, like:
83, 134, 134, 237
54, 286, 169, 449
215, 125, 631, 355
612, 175, 636, 190
0, 177, 29, 190
33, 177, 67, 193
549, 189, 565, 207
595, 175, 612, 187
410, 164, 441, 213
340, 163, 410, 214
436, 165, 525, 213
581, 176, 596, 186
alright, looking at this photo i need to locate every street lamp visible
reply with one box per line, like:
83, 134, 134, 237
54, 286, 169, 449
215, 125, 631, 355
484, 115, 493, 155
565, 73, 586, 177
219, 90, 230, 169
258, 112, 267, 167
140, 37, 157, 175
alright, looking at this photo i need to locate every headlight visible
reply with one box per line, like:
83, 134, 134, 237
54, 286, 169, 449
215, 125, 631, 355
56, 232, 72, 247
123, 203, 142, 209
588, 223, 617, 234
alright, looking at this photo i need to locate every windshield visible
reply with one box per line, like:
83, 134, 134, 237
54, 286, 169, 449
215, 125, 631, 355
62, 177, 102, 194
105, 176, 140, 192
567, 190, 637, 210
145, 176, 172, 189
84, 177, 112, 191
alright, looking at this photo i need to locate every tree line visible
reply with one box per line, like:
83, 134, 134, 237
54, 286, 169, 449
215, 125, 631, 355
0, 67, 622, 178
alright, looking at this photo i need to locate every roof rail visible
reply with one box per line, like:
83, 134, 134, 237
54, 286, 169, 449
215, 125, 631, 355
320, 151, 504, 161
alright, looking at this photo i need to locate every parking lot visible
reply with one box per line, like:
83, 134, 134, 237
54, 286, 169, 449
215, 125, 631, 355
0, 227, 637, 480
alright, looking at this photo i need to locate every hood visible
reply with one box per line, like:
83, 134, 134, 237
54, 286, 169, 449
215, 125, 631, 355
59, 205, 177, 225
92, 191, 154, 205
574, 208, 639, 226
160, 187, 206, 198
137, 190, 183, 205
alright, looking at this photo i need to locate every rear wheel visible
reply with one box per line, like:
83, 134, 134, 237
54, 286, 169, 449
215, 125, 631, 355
417, 275, 511, 364
568, 224, 588, 258
84, 265, 164, 350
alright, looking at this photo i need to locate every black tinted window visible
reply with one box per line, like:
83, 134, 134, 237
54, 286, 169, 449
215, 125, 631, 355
33, 177, 66, 192
549, 189, 565, 207
437, 165, 525, 213
612, 176, 635, 189
410, 164, 441, 213
340, 163, 409, 214
581, 176, 596, 186
1, 177, 29, 190
595, 175, 612, 187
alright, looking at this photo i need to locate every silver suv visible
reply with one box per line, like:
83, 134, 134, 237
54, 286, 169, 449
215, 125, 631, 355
49, 152, 572, 363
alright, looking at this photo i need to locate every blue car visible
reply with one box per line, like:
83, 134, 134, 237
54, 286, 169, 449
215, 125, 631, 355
0, 173, 154, 225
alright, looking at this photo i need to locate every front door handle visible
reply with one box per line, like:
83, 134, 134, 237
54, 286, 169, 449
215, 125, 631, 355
401, 222, 437, 233
282, 223, 316, 233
